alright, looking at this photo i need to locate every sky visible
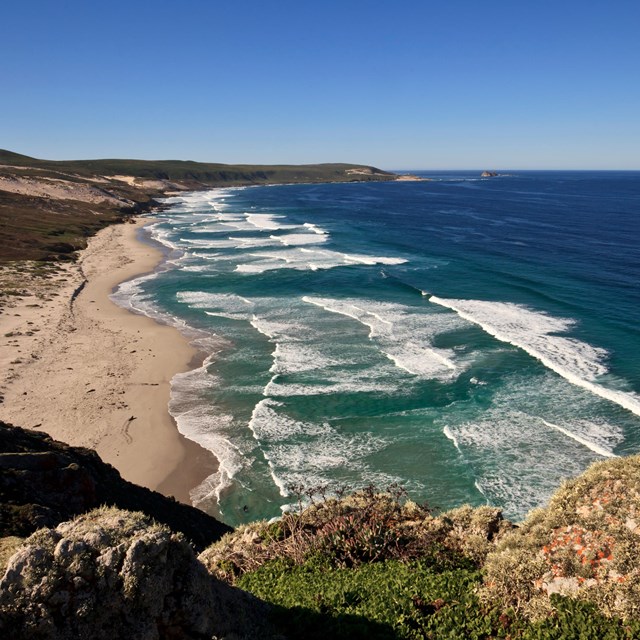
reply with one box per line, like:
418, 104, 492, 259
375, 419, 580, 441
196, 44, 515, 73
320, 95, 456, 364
2, 0, 639, 169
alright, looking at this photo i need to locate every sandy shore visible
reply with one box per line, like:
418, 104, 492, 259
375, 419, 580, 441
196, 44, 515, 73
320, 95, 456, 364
0, 219, 217, 504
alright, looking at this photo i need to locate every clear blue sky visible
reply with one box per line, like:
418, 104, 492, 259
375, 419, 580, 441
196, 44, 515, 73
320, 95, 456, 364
2, 0, 639, 169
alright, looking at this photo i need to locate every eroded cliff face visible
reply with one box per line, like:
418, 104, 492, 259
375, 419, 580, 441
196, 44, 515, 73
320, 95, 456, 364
0, 421, 230, 550
0, 508, 274, 640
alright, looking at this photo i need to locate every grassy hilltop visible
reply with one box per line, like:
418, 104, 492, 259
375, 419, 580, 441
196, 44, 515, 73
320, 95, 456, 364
0, 149, 395, 262
0, 149, 395, 187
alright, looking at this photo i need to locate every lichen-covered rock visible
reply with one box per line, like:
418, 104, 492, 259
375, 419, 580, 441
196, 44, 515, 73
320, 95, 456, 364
0, 507, 274, 639
482, 454, 640, 621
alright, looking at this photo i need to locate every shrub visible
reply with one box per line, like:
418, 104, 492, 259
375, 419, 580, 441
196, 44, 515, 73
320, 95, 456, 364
482, 454, 640, 621
199, 484, 510, 583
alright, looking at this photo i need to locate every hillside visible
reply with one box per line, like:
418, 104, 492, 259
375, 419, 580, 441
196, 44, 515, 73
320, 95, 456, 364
0, 149, 396, 262
2, 419, 640, 638
0, 421, 230, 550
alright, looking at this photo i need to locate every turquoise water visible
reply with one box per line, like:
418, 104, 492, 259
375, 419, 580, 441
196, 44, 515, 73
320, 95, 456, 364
113, 171, 640, 526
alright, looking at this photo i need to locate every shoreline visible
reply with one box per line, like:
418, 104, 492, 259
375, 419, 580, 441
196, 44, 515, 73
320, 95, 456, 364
0, 218, 218, 505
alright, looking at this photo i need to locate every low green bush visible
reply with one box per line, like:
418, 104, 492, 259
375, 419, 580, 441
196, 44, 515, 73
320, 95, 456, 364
239, 558, 640, 639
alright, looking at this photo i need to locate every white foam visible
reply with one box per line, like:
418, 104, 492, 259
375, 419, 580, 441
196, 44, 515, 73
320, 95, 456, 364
235, 248, 407, 274
443, 426, 459, 450
178, 265, 209, 273
110, 272, 181, 326
190, 251, 247, 263
303, 223, 328, 235
248, 398, 333, 441
341, 253, 407, 266
177, 292, 254, 320
189, 225, 242, 234
436, 368, 627, 520
247, 398, 388, 497
149, 226, 180, 251
303, 296, 461, 379
180, 237, 239, 248
248, 310, 398, 393
272, 233, 328, 246
232, 236, 280, 248
264, 377, 397, 396
430, 297, 640, 417
268, 343, 337, 375
444, 409, 594, 518
542, 420, 617, 458
214, 213, 246, 221
246, 213, 297, 231
169, 362, 247, 507
178, 291, 253, 307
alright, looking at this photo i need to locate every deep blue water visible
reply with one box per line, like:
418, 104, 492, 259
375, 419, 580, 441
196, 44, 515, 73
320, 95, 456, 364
113, 171, 640, 526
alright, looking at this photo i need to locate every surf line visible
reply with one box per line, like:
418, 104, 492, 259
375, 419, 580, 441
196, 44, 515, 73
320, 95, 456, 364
428, 295, 640, 419
542, 420, 616, 458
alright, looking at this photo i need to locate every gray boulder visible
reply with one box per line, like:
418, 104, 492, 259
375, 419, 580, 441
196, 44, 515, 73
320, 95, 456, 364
0, 507, 274, 639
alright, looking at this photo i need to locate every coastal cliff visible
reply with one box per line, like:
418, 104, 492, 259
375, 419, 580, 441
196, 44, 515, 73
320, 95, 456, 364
0, 421, 230, 549
2, 420, 640, 638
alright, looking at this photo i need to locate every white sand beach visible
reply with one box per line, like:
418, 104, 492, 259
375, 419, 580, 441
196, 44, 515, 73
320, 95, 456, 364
0, 219, 217, 504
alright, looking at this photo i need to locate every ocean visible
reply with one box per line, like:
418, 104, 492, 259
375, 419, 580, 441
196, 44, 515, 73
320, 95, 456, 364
112, 171, 640, 527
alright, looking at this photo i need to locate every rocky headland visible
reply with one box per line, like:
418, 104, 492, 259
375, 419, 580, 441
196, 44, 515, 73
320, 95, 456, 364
2, 419, 640, 638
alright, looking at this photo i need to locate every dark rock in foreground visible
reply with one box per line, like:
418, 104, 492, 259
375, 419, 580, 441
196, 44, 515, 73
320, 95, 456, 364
0, 421, 231, 551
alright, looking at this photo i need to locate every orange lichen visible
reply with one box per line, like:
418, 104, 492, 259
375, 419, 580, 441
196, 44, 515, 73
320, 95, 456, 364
540, 525, 615, 580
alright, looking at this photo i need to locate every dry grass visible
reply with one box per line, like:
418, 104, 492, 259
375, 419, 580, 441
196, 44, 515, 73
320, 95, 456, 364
200, 485, 511, 584
0, 537, 23, 574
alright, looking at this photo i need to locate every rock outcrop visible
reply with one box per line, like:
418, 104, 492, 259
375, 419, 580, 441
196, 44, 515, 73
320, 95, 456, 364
0, 421, 230, 550
481, 171, 498, 177
0, 508, 274, 639
482, 454, 640, 620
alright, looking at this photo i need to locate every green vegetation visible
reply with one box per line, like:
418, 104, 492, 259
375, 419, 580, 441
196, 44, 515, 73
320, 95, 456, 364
201, 460, 640, 639
239, 557, 640, 639
240, 558, 482, 639
0, 148, 395, 187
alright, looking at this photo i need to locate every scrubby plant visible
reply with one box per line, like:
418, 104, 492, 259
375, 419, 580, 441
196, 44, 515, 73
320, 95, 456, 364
200, 483, 511, 584
482, 454, 640, 621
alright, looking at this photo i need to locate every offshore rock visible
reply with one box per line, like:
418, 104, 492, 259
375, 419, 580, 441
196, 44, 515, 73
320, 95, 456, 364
0, 508, 274, 639
0, 421, 230, 550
